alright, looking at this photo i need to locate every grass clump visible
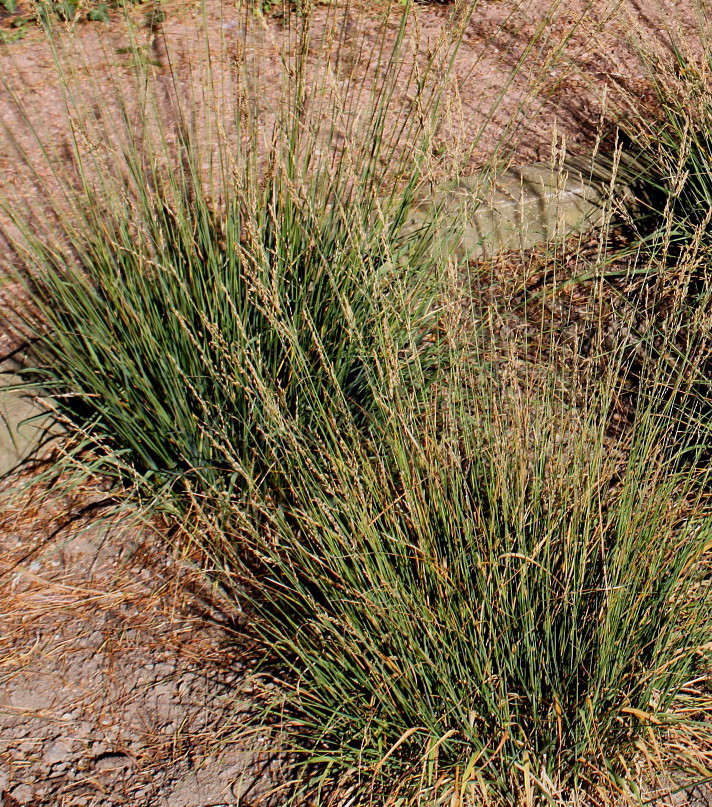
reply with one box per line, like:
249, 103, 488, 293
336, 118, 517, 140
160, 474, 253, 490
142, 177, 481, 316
233, 355, 712, 804
615, 35, 712, 265
600, 29, 712, 473
12, 155, 433, 500
3, 1, 455, 505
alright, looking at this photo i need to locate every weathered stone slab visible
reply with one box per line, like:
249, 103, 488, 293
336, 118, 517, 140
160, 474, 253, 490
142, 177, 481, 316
408, 156, 629, 260
0, 373, 49, 476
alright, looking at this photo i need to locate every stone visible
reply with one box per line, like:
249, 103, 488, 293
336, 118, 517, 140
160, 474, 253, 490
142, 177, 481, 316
93, 752, 134, 773
43, 738, 74, 766
406, 154, 634, 262
8, 784, 34, 805
6, 686, 55, 712
0, 373, 51, 476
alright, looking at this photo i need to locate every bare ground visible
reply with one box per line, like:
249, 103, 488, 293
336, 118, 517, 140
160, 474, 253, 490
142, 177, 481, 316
0, 475, 289, 806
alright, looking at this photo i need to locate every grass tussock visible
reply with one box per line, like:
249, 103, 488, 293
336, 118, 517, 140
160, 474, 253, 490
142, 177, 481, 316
2, 0, 464, 503
3, 2, 712, 805
232, 355, 712, 805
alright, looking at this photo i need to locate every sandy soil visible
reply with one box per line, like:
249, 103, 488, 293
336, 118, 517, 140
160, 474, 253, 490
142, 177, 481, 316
0, 0, 709, 804
0, 0, 701, 152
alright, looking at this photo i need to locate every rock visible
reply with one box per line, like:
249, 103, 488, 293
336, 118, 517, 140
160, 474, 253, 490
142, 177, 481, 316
405, 155, 635, 262
8, 784, 34, 805
93, 751, 134, 774
0, 376, 51, 477
43, 738, 73, 766
160, 750, 252, 807
10, 740, 36, 756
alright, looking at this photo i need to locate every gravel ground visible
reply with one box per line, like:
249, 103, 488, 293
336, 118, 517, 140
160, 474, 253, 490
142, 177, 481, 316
0, 480, 283, 806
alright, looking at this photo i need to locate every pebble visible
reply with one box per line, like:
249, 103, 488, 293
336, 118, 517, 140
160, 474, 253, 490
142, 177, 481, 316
89, 740, 108, 755
43, 738, 73, 766
93, 752, 134, 773
9, 784, 34, 804
48, 760, 70, 776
